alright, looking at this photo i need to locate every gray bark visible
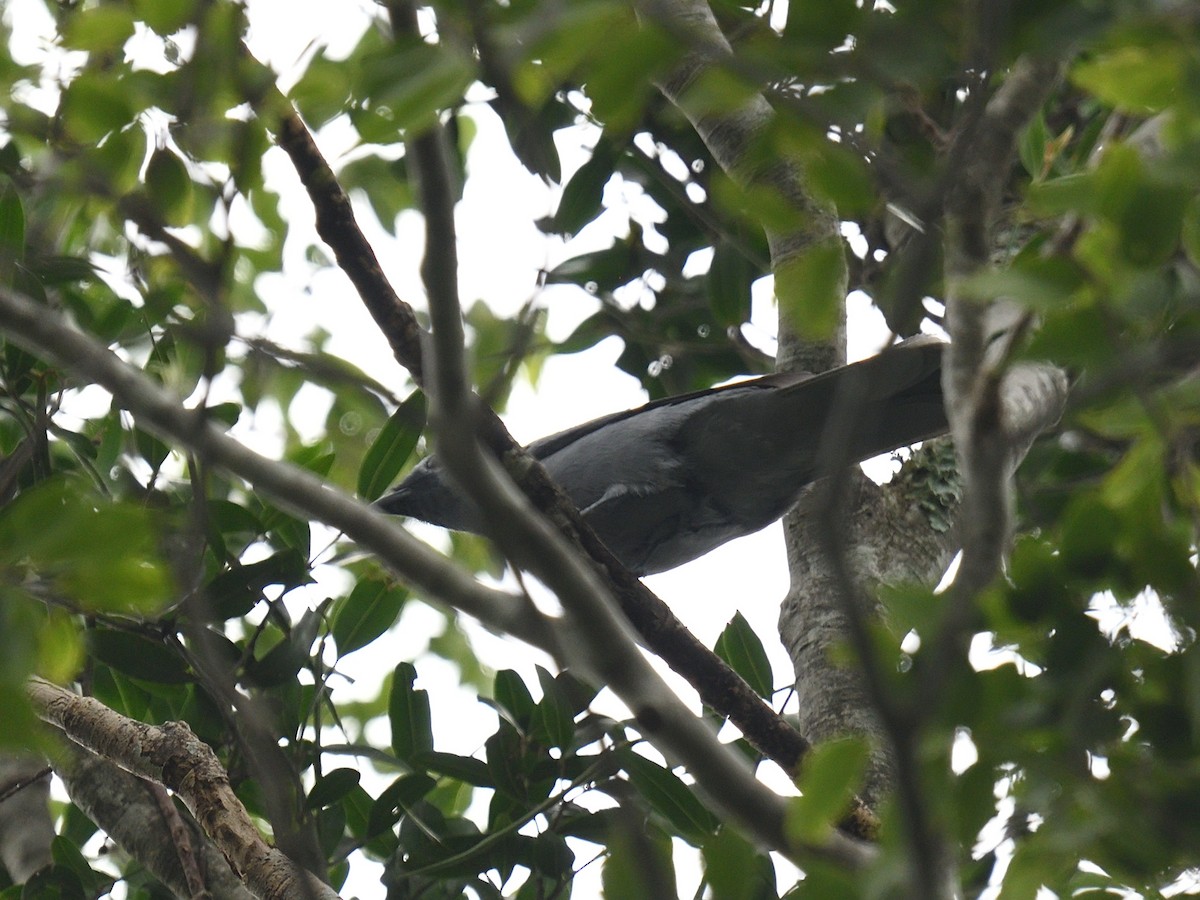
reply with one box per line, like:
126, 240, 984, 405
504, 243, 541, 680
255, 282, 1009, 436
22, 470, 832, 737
779, 451, 961, 807
54, 739, 255, 900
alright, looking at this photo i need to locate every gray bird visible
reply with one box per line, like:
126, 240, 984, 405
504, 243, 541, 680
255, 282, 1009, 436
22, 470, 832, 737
379, 336, 947, 575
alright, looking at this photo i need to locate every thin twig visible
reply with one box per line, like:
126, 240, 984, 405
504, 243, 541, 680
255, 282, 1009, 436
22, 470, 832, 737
0, 765, 51, 804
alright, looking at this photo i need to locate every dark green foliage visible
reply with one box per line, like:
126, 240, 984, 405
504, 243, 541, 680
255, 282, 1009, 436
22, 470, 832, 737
715, 611, 775, 699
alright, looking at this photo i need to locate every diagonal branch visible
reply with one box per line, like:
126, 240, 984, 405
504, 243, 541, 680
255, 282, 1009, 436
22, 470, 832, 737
52, 738, 255, 900
273, 109, 427, 380
0, 285, 557, 653
29, 678, 336, 900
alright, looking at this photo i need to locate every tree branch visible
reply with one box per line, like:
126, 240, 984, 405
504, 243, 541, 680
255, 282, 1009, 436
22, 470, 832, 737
273, 109, 426, 381
52, 738, 255, 900
387, 0, 873, 866
29, 678, 336, 900
636, 0, 846, 372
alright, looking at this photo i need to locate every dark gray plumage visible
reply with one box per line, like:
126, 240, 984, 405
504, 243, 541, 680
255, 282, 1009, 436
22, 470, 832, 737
379, 337, 947, 575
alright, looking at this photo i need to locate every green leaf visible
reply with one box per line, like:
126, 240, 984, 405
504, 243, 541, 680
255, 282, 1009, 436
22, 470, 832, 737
92, 127, 147, 194
18, 865, 86, 900
961, 257, 1086, 312
37, 609, 85, 685
145, 148, 194, 226
531, 666, 575, 750
493, 669, 536, 729
290, 52, 353, 127
1073, 44, 1186, 112
0, 478, 173, 614
553, 140, 615, 236
358, 391, 426, 501
0, 142, 20, 177
307, 768, 362, 810
1026, 172, 1098, 218
545, 243, 633, 292
367, 773, 437, 838
50, 835, 105, 896
1116, 181, 1190, 268
363, 43, 476, 133
245, 630, 309, 688
421, 750, 491, 786
290, 442, 337, 478
714, 612, 774, 699
805, 142, 874, 216
784, 0, 859, 51
556, 671, 601, 715
339, 155, 412, 230
877, 582, 941, 641
703, 826, 777, 900
786, 738, 869, 843
601, 820, 676, 898
623, 752, 720, 845
0, 680, 40, 752
133, 426, 170, 469
131, 0, 198, 36
707, 240, 754, 328
27, 255, 98, 286
0, 185, 26, 262
485, 717, 534, 801
1182, 194, 1200, 269
775, 237, 845, 340
332, 578, 408, 655
1018, 112, 1049, 180
60, 75, 136, 144
555, 311, 613, 355
205, 549, 312, 620
582, 19, 674, 132
62, 6, 136, 53
390, 662, 434, 762
89, 629, 192, 685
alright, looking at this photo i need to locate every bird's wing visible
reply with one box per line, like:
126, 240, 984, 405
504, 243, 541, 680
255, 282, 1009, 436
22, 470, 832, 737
524, 370, 814, 460
676, 336, 947, 530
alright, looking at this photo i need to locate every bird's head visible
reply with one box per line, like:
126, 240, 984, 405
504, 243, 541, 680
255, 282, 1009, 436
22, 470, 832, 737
375, 455, 480, 532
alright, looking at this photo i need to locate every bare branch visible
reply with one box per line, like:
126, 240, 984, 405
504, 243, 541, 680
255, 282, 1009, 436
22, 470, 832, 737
272, 109, 427, 381
52, 738, 254, 900
29, 678, 337, 900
